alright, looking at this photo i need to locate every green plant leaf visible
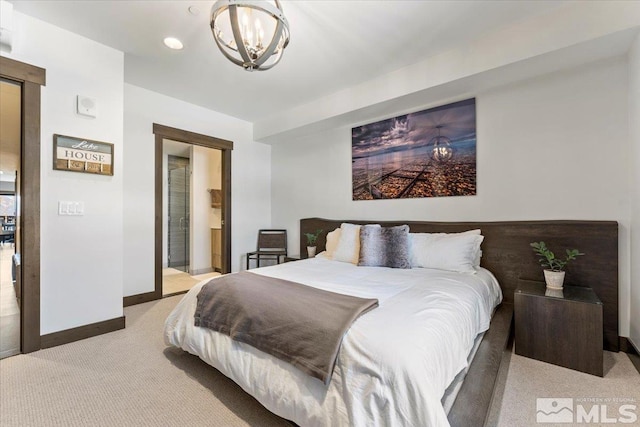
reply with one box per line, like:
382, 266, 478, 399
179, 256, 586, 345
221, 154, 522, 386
531, 241, 582, 272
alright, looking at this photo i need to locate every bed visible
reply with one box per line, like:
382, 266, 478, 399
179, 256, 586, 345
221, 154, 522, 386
164, 218, 619, 427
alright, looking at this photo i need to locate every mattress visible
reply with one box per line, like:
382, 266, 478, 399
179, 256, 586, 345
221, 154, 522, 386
164, 257, 503, 427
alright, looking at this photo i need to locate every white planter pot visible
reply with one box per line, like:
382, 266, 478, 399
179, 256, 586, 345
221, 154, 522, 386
544, 270, 565, 290
307, 246, 316, 258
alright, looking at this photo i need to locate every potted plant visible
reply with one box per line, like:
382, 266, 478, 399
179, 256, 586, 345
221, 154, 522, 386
530, 241, 584, 289
304, 229, 323, 258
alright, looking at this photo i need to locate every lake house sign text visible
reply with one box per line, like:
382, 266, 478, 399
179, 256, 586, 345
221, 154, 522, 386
53, 134, 114, 176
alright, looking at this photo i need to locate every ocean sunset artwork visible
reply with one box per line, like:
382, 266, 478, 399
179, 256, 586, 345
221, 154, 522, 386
352, 98, 476, 200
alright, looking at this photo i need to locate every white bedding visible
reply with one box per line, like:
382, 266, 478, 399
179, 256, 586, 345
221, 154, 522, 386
164, 258, 503, 427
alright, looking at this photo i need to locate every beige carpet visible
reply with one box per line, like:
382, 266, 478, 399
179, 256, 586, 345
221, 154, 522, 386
498, 349, 640, 426
1, 295, 638, 426
0, 295, 290, 427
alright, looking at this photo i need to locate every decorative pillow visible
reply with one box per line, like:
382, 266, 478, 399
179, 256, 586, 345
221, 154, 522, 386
324, 227, 341, 259
410, 229, 483, 267
358, 224, 411, 269
332, 223, 363, 264
409, 232, 484, 273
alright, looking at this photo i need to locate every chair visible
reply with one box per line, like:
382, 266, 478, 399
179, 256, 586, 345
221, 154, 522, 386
246, 229, 287, 270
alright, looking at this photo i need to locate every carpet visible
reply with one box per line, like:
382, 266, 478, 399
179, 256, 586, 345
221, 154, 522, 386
0, 296, 291, 427
498, 349, 640, 425
1, 296, 638, 426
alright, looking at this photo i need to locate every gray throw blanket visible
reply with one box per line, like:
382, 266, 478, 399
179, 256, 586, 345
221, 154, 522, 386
194, 271, 379, 384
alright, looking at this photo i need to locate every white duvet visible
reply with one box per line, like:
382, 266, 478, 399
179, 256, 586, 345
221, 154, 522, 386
164, 258, 502, 427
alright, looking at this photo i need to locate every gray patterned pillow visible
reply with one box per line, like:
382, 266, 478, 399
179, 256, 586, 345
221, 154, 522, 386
358, 224, 410, 269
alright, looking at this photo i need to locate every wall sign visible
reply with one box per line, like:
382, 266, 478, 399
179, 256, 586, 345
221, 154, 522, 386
53, 134, 114, 176
352, 98, 476, 200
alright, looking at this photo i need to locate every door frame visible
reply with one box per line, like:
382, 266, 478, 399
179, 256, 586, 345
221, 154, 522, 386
153, 123, 232, 299
0, 56, 45, 353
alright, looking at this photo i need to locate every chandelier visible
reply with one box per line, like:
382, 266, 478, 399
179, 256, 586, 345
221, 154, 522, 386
429, 125, 453, 163
210, 0, 290, 71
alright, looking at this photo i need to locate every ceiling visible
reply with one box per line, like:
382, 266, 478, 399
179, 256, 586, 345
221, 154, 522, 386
11, 0, 568, 123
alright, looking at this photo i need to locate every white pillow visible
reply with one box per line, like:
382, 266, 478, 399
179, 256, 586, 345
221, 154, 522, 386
332, 223, 362, 264
410, 229, 482, 266
409, 232, 484, 273
324, 228, 341, 260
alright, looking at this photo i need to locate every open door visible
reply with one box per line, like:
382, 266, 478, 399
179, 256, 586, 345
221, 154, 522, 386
151, 126, 233, 300
0, 56, 44, 355
0, 78, 21, 359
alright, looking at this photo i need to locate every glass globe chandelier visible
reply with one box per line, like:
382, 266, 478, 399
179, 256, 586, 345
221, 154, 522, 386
429, 125, 453, 163
210, 0, 290, 71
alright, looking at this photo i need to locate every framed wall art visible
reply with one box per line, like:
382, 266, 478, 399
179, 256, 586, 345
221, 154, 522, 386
352, 98, 476, 200
53, 134, 114, 176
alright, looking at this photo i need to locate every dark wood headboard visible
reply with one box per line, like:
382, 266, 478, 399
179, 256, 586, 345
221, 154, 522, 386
300, 218, 619, 352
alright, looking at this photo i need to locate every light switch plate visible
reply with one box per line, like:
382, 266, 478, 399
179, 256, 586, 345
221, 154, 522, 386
58, 201, 85, 216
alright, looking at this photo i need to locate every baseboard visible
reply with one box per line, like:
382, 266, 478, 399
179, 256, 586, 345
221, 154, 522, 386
41, 316, 125, 349
123, 291, 161, 307
619, 336, 639, 354
619, 336, 640, 374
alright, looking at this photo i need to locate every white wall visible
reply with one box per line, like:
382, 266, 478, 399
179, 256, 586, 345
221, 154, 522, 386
271, 58, 632, 336
209, 149, 222, 229
190, 145, 211, 274
629, 33, 640, 348
255, 1, 640, 142
161, 149, 168, 268
123, 83, 271, 297
2, 12, 124, 334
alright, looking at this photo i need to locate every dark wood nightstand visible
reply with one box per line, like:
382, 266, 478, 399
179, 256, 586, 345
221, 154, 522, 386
514, 280, 603, 376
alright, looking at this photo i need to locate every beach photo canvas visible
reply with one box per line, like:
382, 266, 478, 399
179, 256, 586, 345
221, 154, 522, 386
352, 98, 476, 200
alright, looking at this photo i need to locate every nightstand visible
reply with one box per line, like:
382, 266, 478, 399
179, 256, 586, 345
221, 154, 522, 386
514, 280, 603, 376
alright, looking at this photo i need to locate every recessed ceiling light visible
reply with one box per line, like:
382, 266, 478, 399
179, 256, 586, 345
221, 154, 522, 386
188, 6, 200, 16
163, 37, 184, 50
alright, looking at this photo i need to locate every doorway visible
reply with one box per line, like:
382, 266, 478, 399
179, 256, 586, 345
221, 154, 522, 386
161, 141, 224, 296
153, 125, 233, 298
0, 78, 21, 359
0, 56, 44, 355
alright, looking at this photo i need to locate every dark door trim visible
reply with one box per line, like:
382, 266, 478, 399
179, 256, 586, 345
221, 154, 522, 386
123, 124, 233, 307
0, 56, 45, 353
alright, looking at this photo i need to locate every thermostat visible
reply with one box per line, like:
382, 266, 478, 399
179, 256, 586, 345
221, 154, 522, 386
76, 95, 97, 118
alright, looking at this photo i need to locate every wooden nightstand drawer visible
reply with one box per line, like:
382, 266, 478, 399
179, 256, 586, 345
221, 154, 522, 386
515, 280, 603, 376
